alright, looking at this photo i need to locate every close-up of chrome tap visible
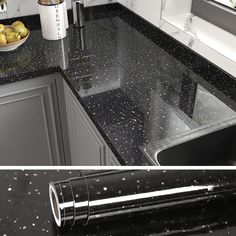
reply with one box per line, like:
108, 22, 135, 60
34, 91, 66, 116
72, 0, 85, 28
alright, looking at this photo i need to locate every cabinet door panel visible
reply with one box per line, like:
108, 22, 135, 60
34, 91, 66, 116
64, 82, 106, 166
110, 156, 121, 166
0, 76, 61, 165
106, 148, 121, 166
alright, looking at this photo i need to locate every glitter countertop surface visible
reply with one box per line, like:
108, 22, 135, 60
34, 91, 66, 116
1, 4, 236, 165
1, 170, 236, 235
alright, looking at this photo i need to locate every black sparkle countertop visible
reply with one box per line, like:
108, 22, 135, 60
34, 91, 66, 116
1, 170, 236, 235
1, 4, 236, 165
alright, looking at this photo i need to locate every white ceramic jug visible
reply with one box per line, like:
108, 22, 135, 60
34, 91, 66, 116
38, 0, 66, 40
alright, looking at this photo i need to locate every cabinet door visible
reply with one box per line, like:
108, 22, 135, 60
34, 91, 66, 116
106, 148, 121, 166
64, 81, 106, 166
0, 75, 62, 165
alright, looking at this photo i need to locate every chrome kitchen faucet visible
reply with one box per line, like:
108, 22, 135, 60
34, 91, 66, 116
72, 0, 85, 28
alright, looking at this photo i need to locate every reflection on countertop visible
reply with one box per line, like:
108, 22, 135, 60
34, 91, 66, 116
1, 4, 236, 165
63, 17, 236, 165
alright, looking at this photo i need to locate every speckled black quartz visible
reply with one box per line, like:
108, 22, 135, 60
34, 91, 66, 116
2, 170, 236, 235
1, 4, 236, 165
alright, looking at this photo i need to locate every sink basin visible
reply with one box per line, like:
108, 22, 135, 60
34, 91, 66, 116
142, 118, 236, 166
157, 125, 236, 166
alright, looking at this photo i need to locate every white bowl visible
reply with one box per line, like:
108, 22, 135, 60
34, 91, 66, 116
0, 28, 30, 52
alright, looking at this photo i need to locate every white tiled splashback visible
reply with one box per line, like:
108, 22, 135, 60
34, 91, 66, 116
0, 0, 116, 20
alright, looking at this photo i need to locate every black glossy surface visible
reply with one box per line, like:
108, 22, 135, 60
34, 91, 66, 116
1, 4, 236, 165
158, 124, 236, 166
2, 170, 236, 235
51, 170, 236, 228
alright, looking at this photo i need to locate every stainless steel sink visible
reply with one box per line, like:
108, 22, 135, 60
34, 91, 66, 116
142, 118, 236, 166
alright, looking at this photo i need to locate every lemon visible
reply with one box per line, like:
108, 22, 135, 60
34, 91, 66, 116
0, 33, 7, 45
6, 32, 21, 43
12, 20, 25, 28
12, 24, 28, 38
2, 27, 13, 34
0, 24, 5, 33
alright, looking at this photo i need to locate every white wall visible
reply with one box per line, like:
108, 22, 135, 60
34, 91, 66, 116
162, 0, 192, 17
86, 0, 115, 7
119, 0, 162, 27
0, 0, 162, 28
0, 0, 116, 20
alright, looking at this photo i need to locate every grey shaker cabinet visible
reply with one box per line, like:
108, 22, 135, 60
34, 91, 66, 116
0, 72, 120, 166
0, 74, 64, 165
63, 81, 120, 166
106, 148, 121, 166
63, 81, 105, 165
